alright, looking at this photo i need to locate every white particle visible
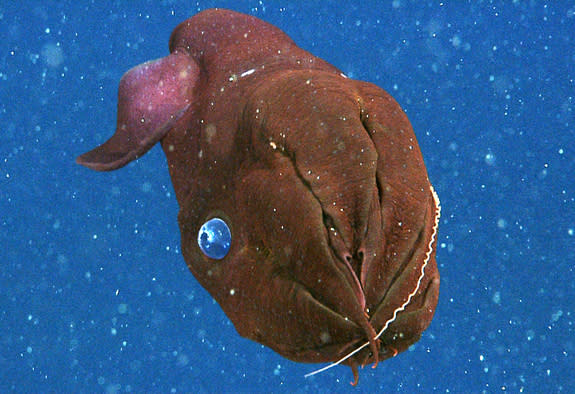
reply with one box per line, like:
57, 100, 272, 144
485, 153, 496, 166
492, 291, 501, 304
551, 310, 563, 322
273, 364, 282, 376
240, 68, 256, 77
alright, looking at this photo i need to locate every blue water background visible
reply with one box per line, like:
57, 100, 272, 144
1, 1, 573, 392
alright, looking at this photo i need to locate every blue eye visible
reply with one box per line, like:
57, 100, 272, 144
197, 217, 231, 259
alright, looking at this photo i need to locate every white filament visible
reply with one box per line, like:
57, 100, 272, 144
305, 185, 441, 378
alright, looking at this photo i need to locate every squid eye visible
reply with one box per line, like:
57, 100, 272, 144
197, 217, 231, 259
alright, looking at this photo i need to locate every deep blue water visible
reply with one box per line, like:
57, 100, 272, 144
1, 1, 574, 392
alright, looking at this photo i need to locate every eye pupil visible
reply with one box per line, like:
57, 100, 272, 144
197, 217, 231, 259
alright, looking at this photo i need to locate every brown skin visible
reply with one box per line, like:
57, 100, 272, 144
77, 9, 440, 384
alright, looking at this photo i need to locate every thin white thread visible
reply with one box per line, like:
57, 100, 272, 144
305, 185, 441, 378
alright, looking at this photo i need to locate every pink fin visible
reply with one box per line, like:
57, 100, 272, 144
77, 51, 199, 171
